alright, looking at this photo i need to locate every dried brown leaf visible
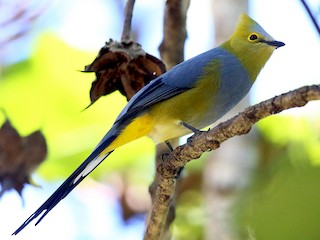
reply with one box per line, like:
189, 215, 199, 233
83, 39, 166, 107
0, 119, 47, 197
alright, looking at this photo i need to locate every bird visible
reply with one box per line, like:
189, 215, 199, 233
13, 13, 284, 235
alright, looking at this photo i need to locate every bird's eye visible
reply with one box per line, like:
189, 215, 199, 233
248, 34, 258, 41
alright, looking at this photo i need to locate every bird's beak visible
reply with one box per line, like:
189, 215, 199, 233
260, 39, 285, 49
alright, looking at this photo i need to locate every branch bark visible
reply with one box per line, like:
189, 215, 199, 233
147, 84, 320, 238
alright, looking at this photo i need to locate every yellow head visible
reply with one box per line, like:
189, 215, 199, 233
222, 14, 285, 81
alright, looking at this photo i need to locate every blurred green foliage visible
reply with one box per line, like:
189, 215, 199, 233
235, 116, 320, 240
0, 33, 155, 183
259, 116, 320, 165
174, 189, 204, 240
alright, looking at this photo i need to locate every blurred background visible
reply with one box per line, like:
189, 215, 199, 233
0, 0, 319, 239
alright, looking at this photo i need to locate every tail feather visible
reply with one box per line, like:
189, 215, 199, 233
12, 134, 117, 235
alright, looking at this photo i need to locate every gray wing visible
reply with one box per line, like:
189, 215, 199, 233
114, 48, 224, 125
114, 75, 190, 125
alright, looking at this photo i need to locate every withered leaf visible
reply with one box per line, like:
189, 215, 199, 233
0, 119, 47, 197
83, 39, 166, 107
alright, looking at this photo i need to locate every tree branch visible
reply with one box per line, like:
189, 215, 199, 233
159, 0, 191, 69
300, 0, 320, 35
121, 0, 136, 42
149, 84, 320, 238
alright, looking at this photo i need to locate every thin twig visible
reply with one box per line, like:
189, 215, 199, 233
121, 0, 136, 42
149, 84, 320, 239
300, 0, 320, 35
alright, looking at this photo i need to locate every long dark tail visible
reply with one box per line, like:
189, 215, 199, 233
12, 133, 118, 235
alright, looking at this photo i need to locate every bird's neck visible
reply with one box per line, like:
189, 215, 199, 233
221, 40, 274, 82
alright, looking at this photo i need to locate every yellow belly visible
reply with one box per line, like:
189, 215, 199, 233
104, 113, 154, 153
148, 119, 190, 144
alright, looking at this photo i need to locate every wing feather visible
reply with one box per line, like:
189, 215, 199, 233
114, 48, 226, 125
115, 77, 190, 124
